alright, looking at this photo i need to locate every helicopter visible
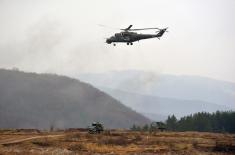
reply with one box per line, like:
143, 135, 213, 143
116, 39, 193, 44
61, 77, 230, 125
105, 25, 168, 46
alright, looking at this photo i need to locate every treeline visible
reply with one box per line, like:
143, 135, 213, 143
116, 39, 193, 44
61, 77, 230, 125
130, 111, 235, 133
130, 122, 166, 132
130, 124, 155, 131
167, 111, 235, 133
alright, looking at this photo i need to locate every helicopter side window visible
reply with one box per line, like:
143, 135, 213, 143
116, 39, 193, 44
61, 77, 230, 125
120, 32, 126, 37
115, 33, 122, 37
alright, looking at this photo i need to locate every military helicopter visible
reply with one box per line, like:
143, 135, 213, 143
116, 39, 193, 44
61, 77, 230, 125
105, 25, 168, 46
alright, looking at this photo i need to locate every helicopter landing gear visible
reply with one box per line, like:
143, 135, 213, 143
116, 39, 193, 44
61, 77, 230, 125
130, 42, 133, 45
127, 42, 133, 45
127, 42, 129, 45
113, 43, 116, 46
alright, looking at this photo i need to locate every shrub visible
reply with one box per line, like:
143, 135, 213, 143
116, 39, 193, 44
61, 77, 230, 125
32, 138, 52, 147
67, 143, 86, 152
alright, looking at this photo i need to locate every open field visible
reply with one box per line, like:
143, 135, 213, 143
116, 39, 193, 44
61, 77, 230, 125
0, 129, 235, 155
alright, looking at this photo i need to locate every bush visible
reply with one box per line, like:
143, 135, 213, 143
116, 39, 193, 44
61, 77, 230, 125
32, 138, 52, 147
213, 141, 235, 152
67, 144, 86, 152
98, 137, 129, 146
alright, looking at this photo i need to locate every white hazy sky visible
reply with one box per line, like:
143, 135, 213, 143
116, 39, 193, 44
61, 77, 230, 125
0, 0, 235, 82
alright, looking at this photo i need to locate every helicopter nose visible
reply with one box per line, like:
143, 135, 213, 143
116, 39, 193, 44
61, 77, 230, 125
164, 27, 169, 32
106, 38, 112, 44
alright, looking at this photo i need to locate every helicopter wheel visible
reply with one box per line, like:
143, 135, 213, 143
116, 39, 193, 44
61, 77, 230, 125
113, 43, 116, 46
127, 42, 129, 45
130, 42, 133, 45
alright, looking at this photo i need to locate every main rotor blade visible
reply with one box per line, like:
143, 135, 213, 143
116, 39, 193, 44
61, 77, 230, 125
98, 24, 119, 30
126, 25, 133, 30
120, 25, 133, 31
129, 28, 161, 31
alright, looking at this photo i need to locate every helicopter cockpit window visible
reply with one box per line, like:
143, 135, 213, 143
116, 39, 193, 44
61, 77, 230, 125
122, 32, 128, 37
115, 33, 120, 37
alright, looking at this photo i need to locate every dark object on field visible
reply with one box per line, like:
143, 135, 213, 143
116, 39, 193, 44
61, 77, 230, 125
213, 141, 235, 152
150, 122, 166, 132
66, 128, 88, 132
16, 129, 41, 133
88, 122, 104, 134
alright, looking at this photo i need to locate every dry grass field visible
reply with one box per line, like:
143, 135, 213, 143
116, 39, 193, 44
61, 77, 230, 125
0, 129, 235, 155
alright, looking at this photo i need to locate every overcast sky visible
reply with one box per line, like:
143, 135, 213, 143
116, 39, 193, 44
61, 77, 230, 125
0, 0, 235, 82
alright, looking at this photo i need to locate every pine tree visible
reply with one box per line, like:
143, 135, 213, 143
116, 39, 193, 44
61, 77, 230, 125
166, 115, 177, 131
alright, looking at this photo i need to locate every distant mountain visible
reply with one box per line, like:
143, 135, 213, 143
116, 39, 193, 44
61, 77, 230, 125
0, 69, 150, 129
78, 70, 234, 119
142, 113, 168, 122
99, 88, 230, 119
78, 70, 235, 109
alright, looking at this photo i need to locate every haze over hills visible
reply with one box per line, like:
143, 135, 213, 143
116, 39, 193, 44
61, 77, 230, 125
100, 88, 230, 120
78, 70, 235, 120
0, 69, 150, 129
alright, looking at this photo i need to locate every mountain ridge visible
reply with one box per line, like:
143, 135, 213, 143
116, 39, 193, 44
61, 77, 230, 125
99, 87, 231, 119
78, 70, 235, 109
0, 69, 150, 129
78, 70, 234, 120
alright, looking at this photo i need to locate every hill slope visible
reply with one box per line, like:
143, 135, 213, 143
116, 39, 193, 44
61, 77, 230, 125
101, 88, 230, 119
78, 70, 234, 120
78, 70, 235, 108
0, 69, 150, 129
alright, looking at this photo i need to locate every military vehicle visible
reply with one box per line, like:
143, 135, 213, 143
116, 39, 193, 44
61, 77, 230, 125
150, 122, 166, 132
105, 25, 168, 46
88, 122, 104, 134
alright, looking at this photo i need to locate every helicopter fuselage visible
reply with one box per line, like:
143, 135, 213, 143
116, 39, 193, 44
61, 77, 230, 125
106, 29, 167, 45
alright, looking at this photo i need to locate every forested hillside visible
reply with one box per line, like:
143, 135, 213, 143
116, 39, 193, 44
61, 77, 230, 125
166, 111, 235, 133
0, 69, 150, 129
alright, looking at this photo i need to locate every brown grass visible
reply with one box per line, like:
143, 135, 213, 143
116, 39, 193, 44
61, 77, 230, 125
31, 138, 52, 147
0, 130, 235, 155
